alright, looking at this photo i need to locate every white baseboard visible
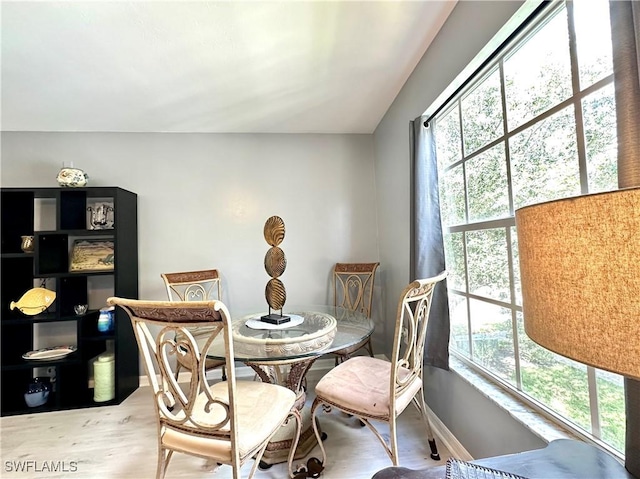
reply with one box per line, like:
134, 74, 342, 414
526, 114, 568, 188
137, 355, 471, 460
424, 403, 473, 461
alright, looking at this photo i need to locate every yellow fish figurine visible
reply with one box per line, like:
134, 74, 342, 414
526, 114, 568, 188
10, 287, 56, 315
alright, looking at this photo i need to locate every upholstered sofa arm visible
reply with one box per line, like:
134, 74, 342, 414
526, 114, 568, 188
372, 465, 444, 479
370, 439, 634, 479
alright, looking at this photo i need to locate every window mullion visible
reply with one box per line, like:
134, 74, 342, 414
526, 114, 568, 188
498, 60, 515, 218
463, 233, 473, 360
505, 225, 522, 390
566, 0, 589, 194
587, 366, 602, 438
458, 97, 475, 360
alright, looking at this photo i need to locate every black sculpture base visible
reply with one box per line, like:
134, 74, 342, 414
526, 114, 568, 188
260, 313, 291, 325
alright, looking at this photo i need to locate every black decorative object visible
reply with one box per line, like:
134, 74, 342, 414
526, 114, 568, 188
24, 377, 51, 408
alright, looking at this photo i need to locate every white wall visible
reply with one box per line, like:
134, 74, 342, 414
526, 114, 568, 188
1, 131, 380, 314
372, 0, 548, 460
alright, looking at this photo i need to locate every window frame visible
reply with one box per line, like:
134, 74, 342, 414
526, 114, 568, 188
433, 0, 622, 459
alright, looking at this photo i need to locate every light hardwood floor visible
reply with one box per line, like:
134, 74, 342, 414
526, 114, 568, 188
0, 370, 451, 478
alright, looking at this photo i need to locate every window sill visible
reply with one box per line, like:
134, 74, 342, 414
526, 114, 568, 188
449, 355, 581, 445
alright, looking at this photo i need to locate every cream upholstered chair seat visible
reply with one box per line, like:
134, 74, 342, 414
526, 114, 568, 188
311, 272, 448, 468
164, 380, 296, 460
314, 356, 421, 418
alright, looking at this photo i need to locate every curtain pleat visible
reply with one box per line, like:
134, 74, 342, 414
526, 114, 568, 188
410, 118, 450, 370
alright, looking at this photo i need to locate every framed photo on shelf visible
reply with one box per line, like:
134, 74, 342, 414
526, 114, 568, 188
69, 239, 115, 272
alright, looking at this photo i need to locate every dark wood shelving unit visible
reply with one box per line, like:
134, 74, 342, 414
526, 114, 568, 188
1, 187, 139, 416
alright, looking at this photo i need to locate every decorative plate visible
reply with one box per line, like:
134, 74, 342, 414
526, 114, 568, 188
22, 346, 77, 361
10, 287, 56, 315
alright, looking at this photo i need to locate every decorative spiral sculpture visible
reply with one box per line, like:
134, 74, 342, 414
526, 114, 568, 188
264, 246, 286, 278
266, 278, 286, 310
264, 216, 286, 247
261, 216, 290, 323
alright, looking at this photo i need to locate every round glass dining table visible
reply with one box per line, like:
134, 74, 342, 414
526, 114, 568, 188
199, 305, 374, 466
202, 305, 373, 393
208, 305, 372, 356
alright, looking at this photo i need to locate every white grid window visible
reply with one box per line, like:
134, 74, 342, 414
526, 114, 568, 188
434, 0, 623, 454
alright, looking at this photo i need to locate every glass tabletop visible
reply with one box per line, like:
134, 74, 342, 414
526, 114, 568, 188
202, 304, 373, 363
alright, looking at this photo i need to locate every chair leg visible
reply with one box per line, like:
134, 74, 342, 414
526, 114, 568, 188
286, 409, 303, 478
248, 409, 302, 479
414, 389, 440, 461
357, 416, 397, 464
246, 452, 263, 479
365, 338, 374, 357
156, 446, 173, 479
310, 398, 327, 466
389, 415, 399, 466
234, 460, 244, 479
428, 438, 440, 461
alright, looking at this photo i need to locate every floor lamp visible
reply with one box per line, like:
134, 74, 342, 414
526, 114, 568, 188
516, 187, 640, 479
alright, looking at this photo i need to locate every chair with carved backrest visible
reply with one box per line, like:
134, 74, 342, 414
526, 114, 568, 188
311, 272, 448, 467
107, 297, 302, 479
161, 269, 226, 380
332, 262, 379, 365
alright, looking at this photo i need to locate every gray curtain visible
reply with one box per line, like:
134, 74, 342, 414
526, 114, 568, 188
611, 0, 640, 189
410, 117, 450, 370
610, 1, 640, 475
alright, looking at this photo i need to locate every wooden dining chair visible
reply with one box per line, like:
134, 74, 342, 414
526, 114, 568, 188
161, 269, 226, 381
107, 297, 302, 479
332, 262, 379, 365
311, 272, 448, 467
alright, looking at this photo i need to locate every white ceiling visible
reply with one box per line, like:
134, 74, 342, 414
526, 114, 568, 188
1, 1, 456, 134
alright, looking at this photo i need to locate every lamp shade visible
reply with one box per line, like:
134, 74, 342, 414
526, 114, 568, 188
515, 187, 640, 381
